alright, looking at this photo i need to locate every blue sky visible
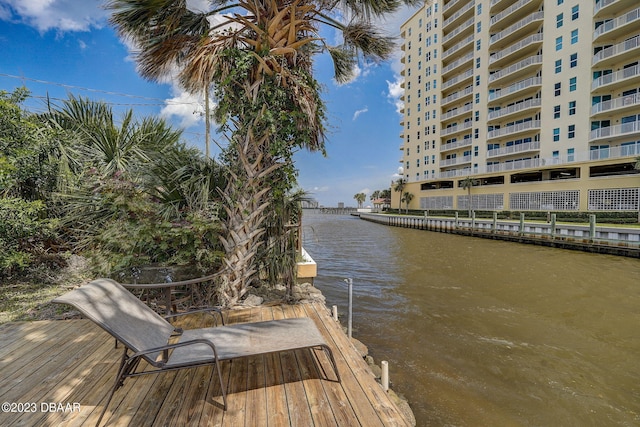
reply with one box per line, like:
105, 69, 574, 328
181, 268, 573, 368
0, 0, 419, 207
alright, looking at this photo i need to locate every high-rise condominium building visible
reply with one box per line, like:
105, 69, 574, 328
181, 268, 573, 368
397, 0, 639, 213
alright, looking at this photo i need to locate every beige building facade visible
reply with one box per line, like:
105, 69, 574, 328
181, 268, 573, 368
396, 0, 640, 213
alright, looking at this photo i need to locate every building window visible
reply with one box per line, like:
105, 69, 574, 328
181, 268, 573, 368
570, 53, 577, 68
571, 5, 579, 20
567, 148, 575, 162
553, 150, 559, 159
557, 0, 563, 4
475, 93, 480, 104
554, 105, 561, 119
475, 111, 480, 121
477, 22, 481, 33
554, 82, 561, 96
555, 59, 562, 73
553, 128, 560, 142
571, 29, 578, 44
568, 100, 576, 115
555, 36, 563, 51
476, 39, 481, 51
476, 57, 481, 68
569, 77, 577, 91
475, 76, 480, 86
556, 13, 563, 28
568, 124, 575, 138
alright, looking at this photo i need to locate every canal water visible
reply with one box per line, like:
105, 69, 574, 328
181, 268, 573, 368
301, 212, 640, 426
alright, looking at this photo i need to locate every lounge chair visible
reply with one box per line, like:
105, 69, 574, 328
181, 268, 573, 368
53, 278, 340, 426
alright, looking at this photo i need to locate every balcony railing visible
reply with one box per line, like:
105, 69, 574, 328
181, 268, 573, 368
590, 121, 640, 141
441, 121, 473, 137
592, 64, 640, 90
440, 155, 473, 167
443, 52, 474, 75
442, 68, 474, 90
443, 35, 475, 59
440, 138, 473, 152
591, 93, 640, 115
490, 33, 543, 64
442, 85, 474, 106
594, 0, 618, 15
443, 0, 475, 28
487, 121, 541, 140
489, 55, 542, 83
442, 103, 474, 121
488, 77, 542, 101
490, 0, 533, 28
443, 17, 474, 44
487, 98, 541, 120
487, 140, 540, 158
593, 35, 640, 65
593, 7, 640, 40
490, 11, 544, 45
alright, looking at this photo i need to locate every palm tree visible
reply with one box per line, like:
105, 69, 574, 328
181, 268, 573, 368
353, 192, 366, 208
108, 0, 421, 306
393, 178, 407, 213
460, 176, 478, 218
401, 191, 413, 214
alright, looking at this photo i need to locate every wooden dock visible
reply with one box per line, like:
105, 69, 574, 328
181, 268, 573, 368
0, 302, 411, 426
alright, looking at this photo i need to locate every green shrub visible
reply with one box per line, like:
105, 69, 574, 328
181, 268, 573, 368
0, 198, 60, 276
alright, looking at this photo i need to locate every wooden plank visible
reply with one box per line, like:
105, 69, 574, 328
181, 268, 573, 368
0, 320, 97, 387
309, 302, 410, 427
243, 308, 268, 427
289, 304, 338, 427
302, 303, 384, 427
272, 305, 314, 426
0, 322, 100, 399
259, 306, 289, 427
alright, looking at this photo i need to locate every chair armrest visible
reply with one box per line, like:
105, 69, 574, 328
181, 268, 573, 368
130, 338, 221, 367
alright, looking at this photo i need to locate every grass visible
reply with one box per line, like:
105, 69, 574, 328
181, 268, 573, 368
0, 256, 92, 324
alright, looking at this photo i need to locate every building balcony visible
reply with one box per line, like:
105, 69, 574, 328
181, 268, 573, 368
441, 85, 474, 107
490, 0, 540, 31
440, 155, 473, 167
442, 68, 474, 91
440, 138, 473, 153
593, 7, 640, 42
443, 17, 474, 47
590, 120, 640, 142
487, 98, 541, 122
486, 140, 540, 159
442, 35, 474, 60
443, 0, 475, 30
487, 121, 541, 140
442, 103, 474, 122
488, 55, 542, 86
442, 52, 474, 77
592, 64, 640, 90
489, 11, 544, 49
490, 0, 512, 13
441, 121, 473, 137
591, 92, 640, 117
488, 77, 542, 104
594, 0, 635, 19
489, 33, 543, 67
593, 35, 640, 67
443, 0, 466, 17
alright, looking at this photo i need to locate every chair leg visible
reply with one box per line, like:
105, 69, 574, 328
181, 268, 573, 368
95, 350, 131, 427
322, 345, 341, 382
214, 361, 227, 410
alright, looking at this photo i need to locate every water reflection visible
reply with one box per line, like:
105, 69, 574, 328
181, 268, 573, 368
302, 212, 640, 426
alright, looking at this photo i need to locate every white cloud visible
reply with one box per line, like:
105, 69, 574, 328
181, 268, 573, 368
0, 0, 108, 33
386, 77, 404, 115
352, 106, 368, 121
160, 84, 210, 129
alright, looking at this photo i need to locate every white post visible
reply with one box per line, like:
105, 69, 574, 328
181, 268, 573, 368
345, 278, 353, 339
332, 305, 338, 321
381, 360, 389, 392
